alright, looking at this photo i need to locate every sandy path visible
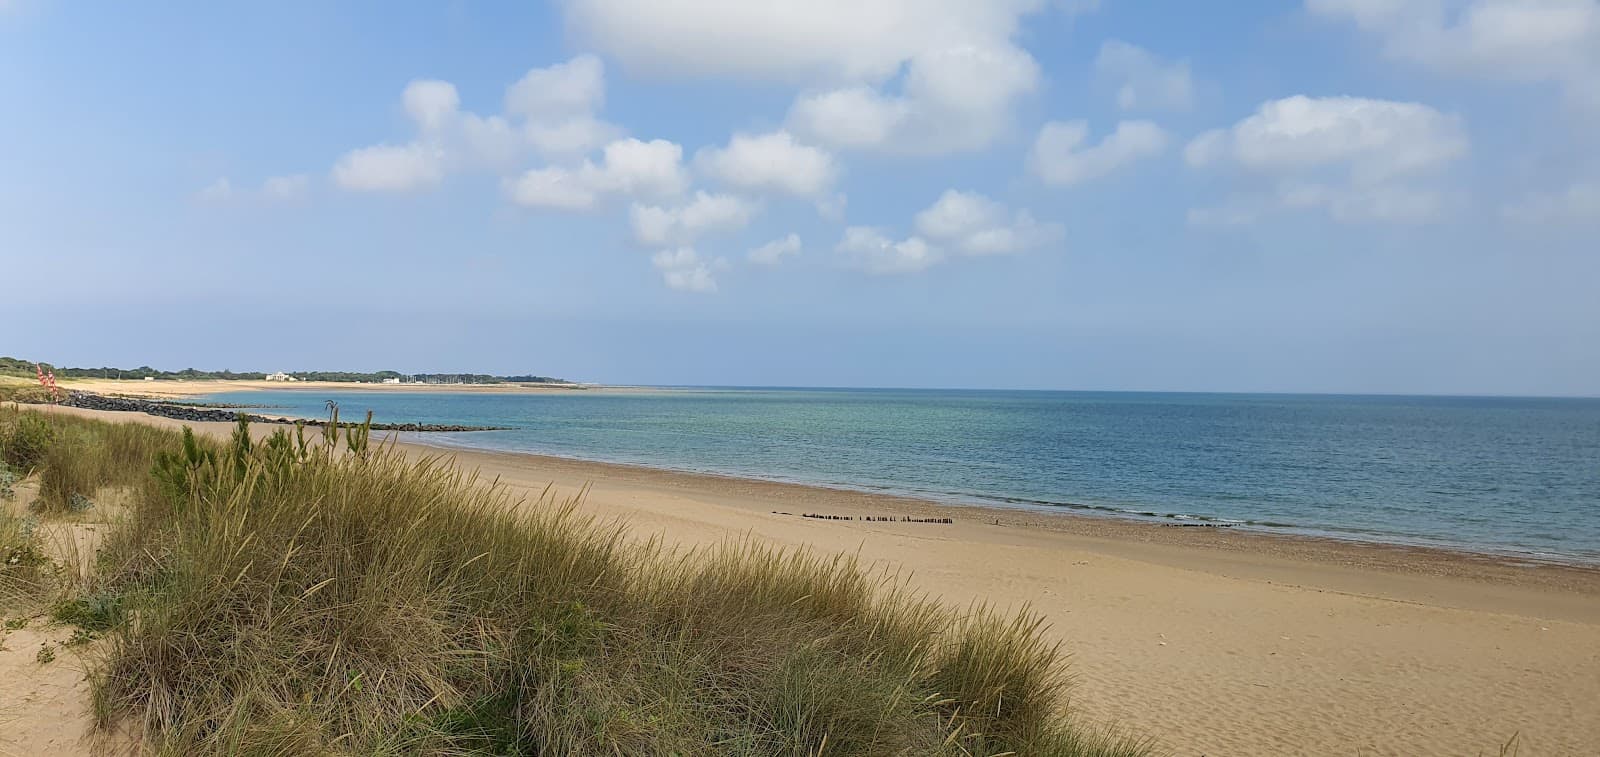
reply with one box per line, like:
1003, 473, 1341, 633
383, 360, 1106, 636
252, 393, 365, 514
22, 405, 1600, 756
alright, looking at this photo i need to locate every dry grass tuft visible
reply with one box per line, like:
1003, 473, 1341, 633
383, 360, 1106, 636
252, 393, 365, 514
10, 408, 1147, 756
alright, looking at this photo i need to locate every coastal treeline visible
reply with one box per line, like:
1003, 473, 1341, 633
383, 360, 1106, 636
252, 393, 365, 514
0, 407, 1145, 756
0, 356, 566, 384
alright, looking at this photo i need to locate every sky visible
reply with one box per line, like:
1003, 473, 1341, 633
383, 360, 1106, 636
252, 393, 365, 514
2, 0, 1598, 395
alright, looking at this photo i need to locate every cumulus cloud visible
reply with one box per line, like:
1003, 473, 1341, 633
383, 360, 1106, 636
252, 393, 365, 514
1308, 0, 1600, 107
630, 191, 757, 245
1029, 120, 1168, 185
1502, 182, 1600, 224
559, 0, 1063, 155
1095, 40, 1194, 111
695, 131, 837, 196
506, 55, 624, 157
1184, 95, 1468, 224
505, 54, 606, 118
749, 233, 802, 265
651, 247, 720, 292
503, 167, 599, 210
332, 57, 628, 194
332, 143, 447, 192
504, 137, 688, 210
836, 227, 941, 274
561, 0, 1051, 83
403, 79, 461, 131
913, 190, 1063, 254
788, 43, 1040, 154
1183, 95, 1468, 181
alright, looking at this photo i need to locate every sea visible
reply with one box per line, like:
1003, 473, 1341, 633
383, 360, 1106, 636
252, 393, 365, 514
201, 388, 1600, 564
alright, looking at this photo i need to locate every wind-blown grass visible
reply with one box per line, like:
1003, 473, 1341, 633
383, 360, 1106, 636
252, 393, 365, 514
13, 407, 1146, 756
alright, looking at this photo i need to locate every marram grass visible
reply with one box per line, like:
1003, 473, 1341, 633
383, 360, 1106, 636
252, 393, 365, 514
9, 407, 1149, 756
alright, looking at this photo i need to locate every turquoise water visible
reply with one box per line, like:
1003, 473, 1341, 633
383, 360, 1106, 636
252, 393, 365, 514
205, 388, 1600, 563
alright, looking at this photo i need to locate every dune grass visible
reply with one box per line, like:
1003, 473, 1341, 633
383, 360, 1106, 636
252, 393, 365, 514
8, 407, 1146, 756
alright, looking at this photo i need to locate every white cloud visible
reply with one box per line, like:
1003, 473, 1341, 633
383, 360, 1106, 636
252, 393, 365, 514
505, 54, 606, 119
332, 143, 446, 192
836, 227, 942, 274
788, 43, 1040, 154
195, 178, 233, 202
559, 0, 1060, 155
651, 247, 719, 292
630, 191, 757, 245
749, 233, 802, 265
504, 167, 599, 210
403, 79, 461, 131
1502, 182, 1600, 224
787, 88, 907, 149
588, 138, 689, 197
695, 131, 837, 196
523, 115, 624, 158
1185, 95, 1469, 224
1308, 0, 1600, 107
1095, 40, 1194, 111
505, 55, 625, 158
913, 190, 1063, 254
505, 137, 689, 210
561, 0, 1052, 83
1183, 95, 1468, 182
261, 174, 310, 200
333, 56, 633, 194
1029, 120, 1168, 185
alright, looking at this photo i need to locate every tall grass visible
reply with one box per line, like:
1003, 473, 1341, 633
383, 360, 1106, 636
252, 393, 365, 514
18, 408, 1144, 756
0, 508, 48, 609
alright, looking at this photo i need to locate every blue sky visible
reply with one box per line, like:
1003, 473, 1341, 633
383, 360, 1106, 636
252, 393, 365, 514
3, 1, 1598, 394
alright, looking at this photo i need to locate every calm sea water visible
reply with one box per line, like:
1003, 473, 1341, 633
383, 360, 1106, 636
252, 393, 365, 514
204, 388, 1600, 563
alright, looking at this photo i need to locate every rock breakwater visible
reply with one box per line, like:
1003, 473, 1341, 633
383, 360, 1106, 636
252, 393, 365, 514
57, 392, 511, 432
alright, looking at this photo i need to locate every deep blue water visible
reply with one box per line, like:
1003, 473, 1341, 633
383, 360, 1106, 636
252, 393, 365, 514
204, 388, 1600, 563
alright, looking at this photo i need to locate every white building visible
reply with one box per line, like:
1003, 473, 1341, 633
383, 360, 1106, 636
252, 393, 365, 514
265, 372, 298, 382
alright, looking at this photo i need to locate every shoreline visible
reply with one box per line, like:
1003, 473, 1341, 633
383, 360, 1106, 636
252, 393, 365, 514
415, 434, 1600, 572
26, 403, 1600, 755
401, 435, 1600, 614
53, 377, 619, 398
33, 381, 1600, 570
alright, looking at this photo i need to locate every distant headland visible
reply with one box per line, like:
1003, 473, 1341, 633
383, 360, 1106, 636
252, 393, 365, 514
0, 356, 576, 388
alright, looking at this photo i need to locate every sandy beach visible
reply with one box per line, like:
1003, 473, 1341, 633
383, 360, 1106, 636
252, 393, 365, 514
54, 377, 597, 398
13, 404, 1600, 756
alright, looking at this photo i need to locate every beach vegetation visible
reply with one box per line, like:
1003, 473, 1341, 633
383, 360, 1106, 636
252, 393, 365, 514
5, 405, 1144, 756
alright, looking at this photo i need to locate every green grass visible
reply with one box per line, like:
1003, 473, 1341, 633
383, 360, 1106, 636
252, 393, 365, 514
8, 407, 1147, 756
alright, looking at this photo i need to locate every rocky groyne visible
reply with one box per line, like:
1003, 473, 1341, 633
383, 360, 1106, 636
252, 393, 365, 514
58, 392, 511, 432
